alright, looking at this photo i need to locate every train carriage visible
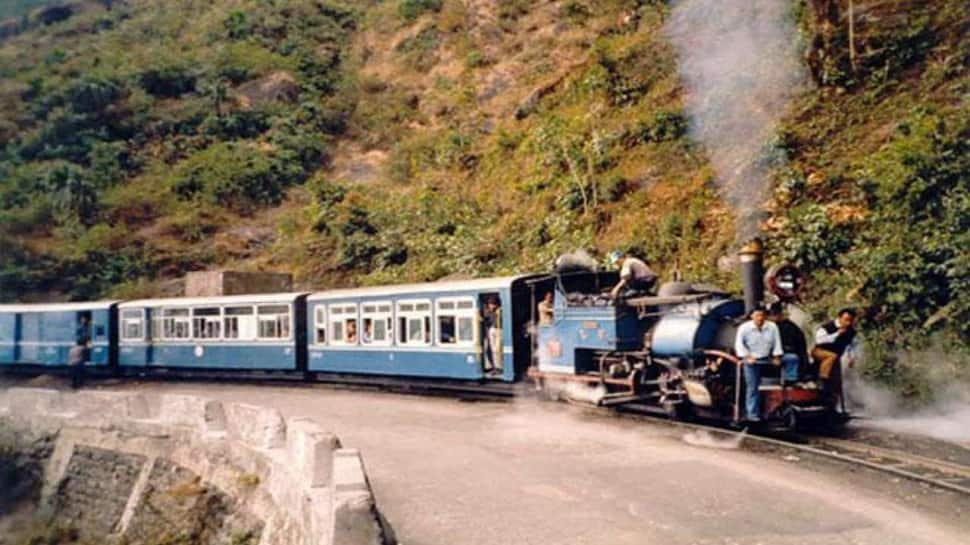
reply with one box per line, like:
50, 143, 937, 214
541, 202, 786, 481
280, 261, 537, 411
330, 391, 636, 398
117, 293, 308, 371
305, 276, 539, 382
0, 302, 117, 368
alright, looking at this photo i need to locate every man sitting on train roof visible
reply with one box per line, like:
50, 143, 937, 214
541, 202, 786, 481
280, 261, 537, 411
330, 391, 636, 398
734, 305, 784, 422
607, 251, 658, 300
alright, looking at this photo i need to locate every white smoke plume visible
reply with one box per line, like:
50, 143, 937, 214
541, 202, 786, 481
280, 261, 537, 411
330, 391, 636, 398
845, 371, 970, 445
665, 0, 811, 240
682, 428, 748, 449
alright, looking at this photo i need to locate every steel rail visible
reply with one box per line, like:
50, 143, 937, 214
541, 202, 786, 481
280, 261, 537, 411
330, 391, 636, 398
610, 404, 970, 497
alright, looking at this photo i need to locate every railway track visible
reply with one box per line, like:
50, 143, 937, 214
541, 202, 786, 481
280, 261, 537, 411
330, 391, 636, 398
610, 404, 970, 497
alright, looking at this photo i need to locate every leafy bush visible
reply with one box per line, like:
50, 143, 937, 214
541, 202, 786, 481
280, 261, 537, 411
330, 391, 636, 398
777, 203, 852, 270
172, 143, 303, 212
398, 0, 442, 21
848, 109, 969, 345
139, 63, 198, 98
637, 111, 687, 143
65, 76, 123, 113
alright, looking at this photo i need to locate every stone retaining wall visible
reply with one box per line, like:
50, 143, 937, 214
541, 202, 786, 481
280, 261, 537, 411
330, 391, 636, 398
0, 387, 391, 545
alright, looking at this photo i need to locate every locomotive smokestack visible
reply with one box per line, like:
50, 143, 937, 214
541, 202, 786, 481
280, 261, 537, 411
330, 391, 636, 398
738, 238, 764, 313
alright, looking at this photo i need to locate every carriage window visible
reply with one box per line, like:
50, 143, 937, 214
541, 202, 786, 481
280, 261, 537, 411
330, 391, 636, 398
161, 308, 191, 340
314, 306, 327, 345
437, 297, 476, 346
224, 306, 254, 340
257, 304, 291, 339
192, 307, 222, 339
120, 310, 144, 341
397, 299, 431, 345
329, 304, 358, 345
361, 300, 392, 345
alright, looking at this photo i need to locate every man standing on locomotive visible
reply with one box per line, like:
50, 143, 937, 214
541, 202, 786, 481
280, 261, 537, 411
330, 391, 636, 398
608, 251, 658, 300
768, 302, 806, 384
811, 308, 860, 406
734, 306, 783, 422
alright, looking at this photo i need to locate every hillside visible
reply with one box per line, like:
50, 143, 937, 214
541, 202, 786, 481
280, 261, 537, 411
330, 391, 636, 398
0, 0, 967, 397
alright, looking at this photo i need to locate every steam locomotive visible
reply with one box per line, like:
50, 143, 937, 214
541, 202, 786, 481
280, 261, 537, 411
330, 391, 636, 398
0, 241, 845, 430
528, 240, 844, 429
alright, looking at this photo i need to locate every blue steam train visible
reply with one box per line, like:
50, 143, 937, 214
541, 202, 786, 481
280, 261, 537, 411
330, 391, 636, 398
0, 243, 843, 429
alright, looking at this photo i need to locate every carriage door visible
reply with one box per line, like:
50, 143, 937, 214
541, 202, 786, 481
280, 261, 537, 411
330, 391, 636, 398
479, 293, 502, 373
77, 311, 93, 343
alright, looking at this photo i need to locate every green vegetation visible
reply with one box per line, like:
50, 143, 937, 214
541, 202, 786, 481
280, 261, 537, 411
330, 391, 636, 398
1, 0, 967, 400
0, 0, 357, 299
0, 1, 56, 19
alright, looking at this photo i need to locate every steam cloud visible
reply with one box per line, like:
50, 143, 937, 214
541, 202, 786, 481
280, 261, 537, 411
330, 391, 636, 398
845, 371, 970, 445
665, 0, 810, 240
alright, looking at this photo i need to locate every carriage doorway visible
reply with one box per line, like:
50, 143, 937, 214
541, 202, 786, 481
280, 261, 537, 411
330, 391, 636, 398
479, 293, 502, 378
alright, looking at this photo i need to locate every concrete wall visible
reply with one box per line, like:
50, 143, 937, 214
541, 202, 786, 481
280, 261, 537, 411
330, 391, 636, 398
185, 271, 294, 297
0, 388, 391, 545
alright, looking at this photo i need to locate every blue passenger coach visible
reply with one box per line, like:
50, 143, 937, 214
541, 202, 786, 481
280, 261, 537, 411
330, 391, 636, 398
117, 293, 308, 371
306, 276, 537, 382
0, 302, 117, 367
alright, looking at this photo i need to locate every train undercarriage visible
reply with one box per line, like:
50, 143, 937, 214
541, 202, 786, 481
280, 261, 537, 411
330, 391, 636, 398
527, 348, 847, 431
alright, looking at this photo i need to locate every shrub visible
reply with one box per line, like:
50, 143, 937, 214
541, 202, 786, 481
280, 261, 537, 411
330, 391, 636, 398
139, 63, 198, 98
637, 111, 687, 143
172, 142, 302, 212
777, 203, 851, 270
398, 0, 442, 21
223, 10, 252, 40
65, 76, 123, 113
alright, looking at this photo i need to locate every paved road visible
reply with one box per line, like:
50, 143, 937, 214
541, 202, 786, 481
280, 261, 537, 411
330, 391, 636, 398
66, 382, 970, 544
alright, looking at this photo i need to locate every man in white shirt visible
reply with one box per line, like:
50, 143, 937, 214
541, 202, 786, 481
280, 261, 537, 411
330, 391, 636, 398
811, 308, 860, 406
608, 251, 658, 299
734, 306, 783, 422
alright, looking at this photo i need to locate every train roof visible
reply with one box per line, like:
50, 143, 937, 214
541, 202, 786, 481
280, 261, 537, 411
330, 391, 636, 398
118, 292, 309, 309
0, 301, 119, 312
307, 275, 540, 301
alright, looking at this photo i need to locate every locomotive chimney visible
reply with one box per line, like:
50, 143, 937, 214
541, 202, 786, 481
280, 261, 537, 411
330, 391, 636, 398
738, 238, 765, 314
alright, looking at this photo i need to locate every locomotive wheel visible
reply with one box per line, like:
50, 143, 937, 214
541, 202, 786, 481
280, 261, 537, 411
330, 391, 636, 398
781, 406, 799, 431
663, 400, 692, 422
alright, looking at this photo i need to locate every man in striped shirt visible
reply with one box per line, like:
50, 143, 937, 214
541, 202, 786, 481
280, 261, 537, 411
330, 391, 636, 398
734, 307, 783, 422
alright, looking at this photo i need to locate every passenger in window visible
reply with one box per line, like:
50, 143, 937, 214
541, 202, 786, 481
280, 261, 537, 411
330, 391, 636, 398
362, 320, 373, 344
483, 297, 503, 375
538, 292, 555, 326
346, 320, 358, 343
440, 317, 455, 344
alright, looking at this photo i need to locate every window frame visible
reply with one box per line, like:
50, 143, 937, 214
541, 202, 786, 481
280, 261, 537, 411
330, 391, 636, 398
256, 303, 292, 341
313, 304, 327, 346
120, 309, 146, 342
223, 305, 256, 341
328, 303, 359, 346
191, 307, 223, 341
435, 297, 478, 348
360, 301, 393, 347
159, 307, 191, 341
396, 299, 432, 346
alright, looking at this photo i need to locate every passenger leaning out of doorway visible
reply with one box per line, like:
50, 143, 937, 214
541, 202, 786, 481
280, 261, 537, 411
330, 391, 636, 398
537, 292, 555, 326
482, 296, 502, 375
